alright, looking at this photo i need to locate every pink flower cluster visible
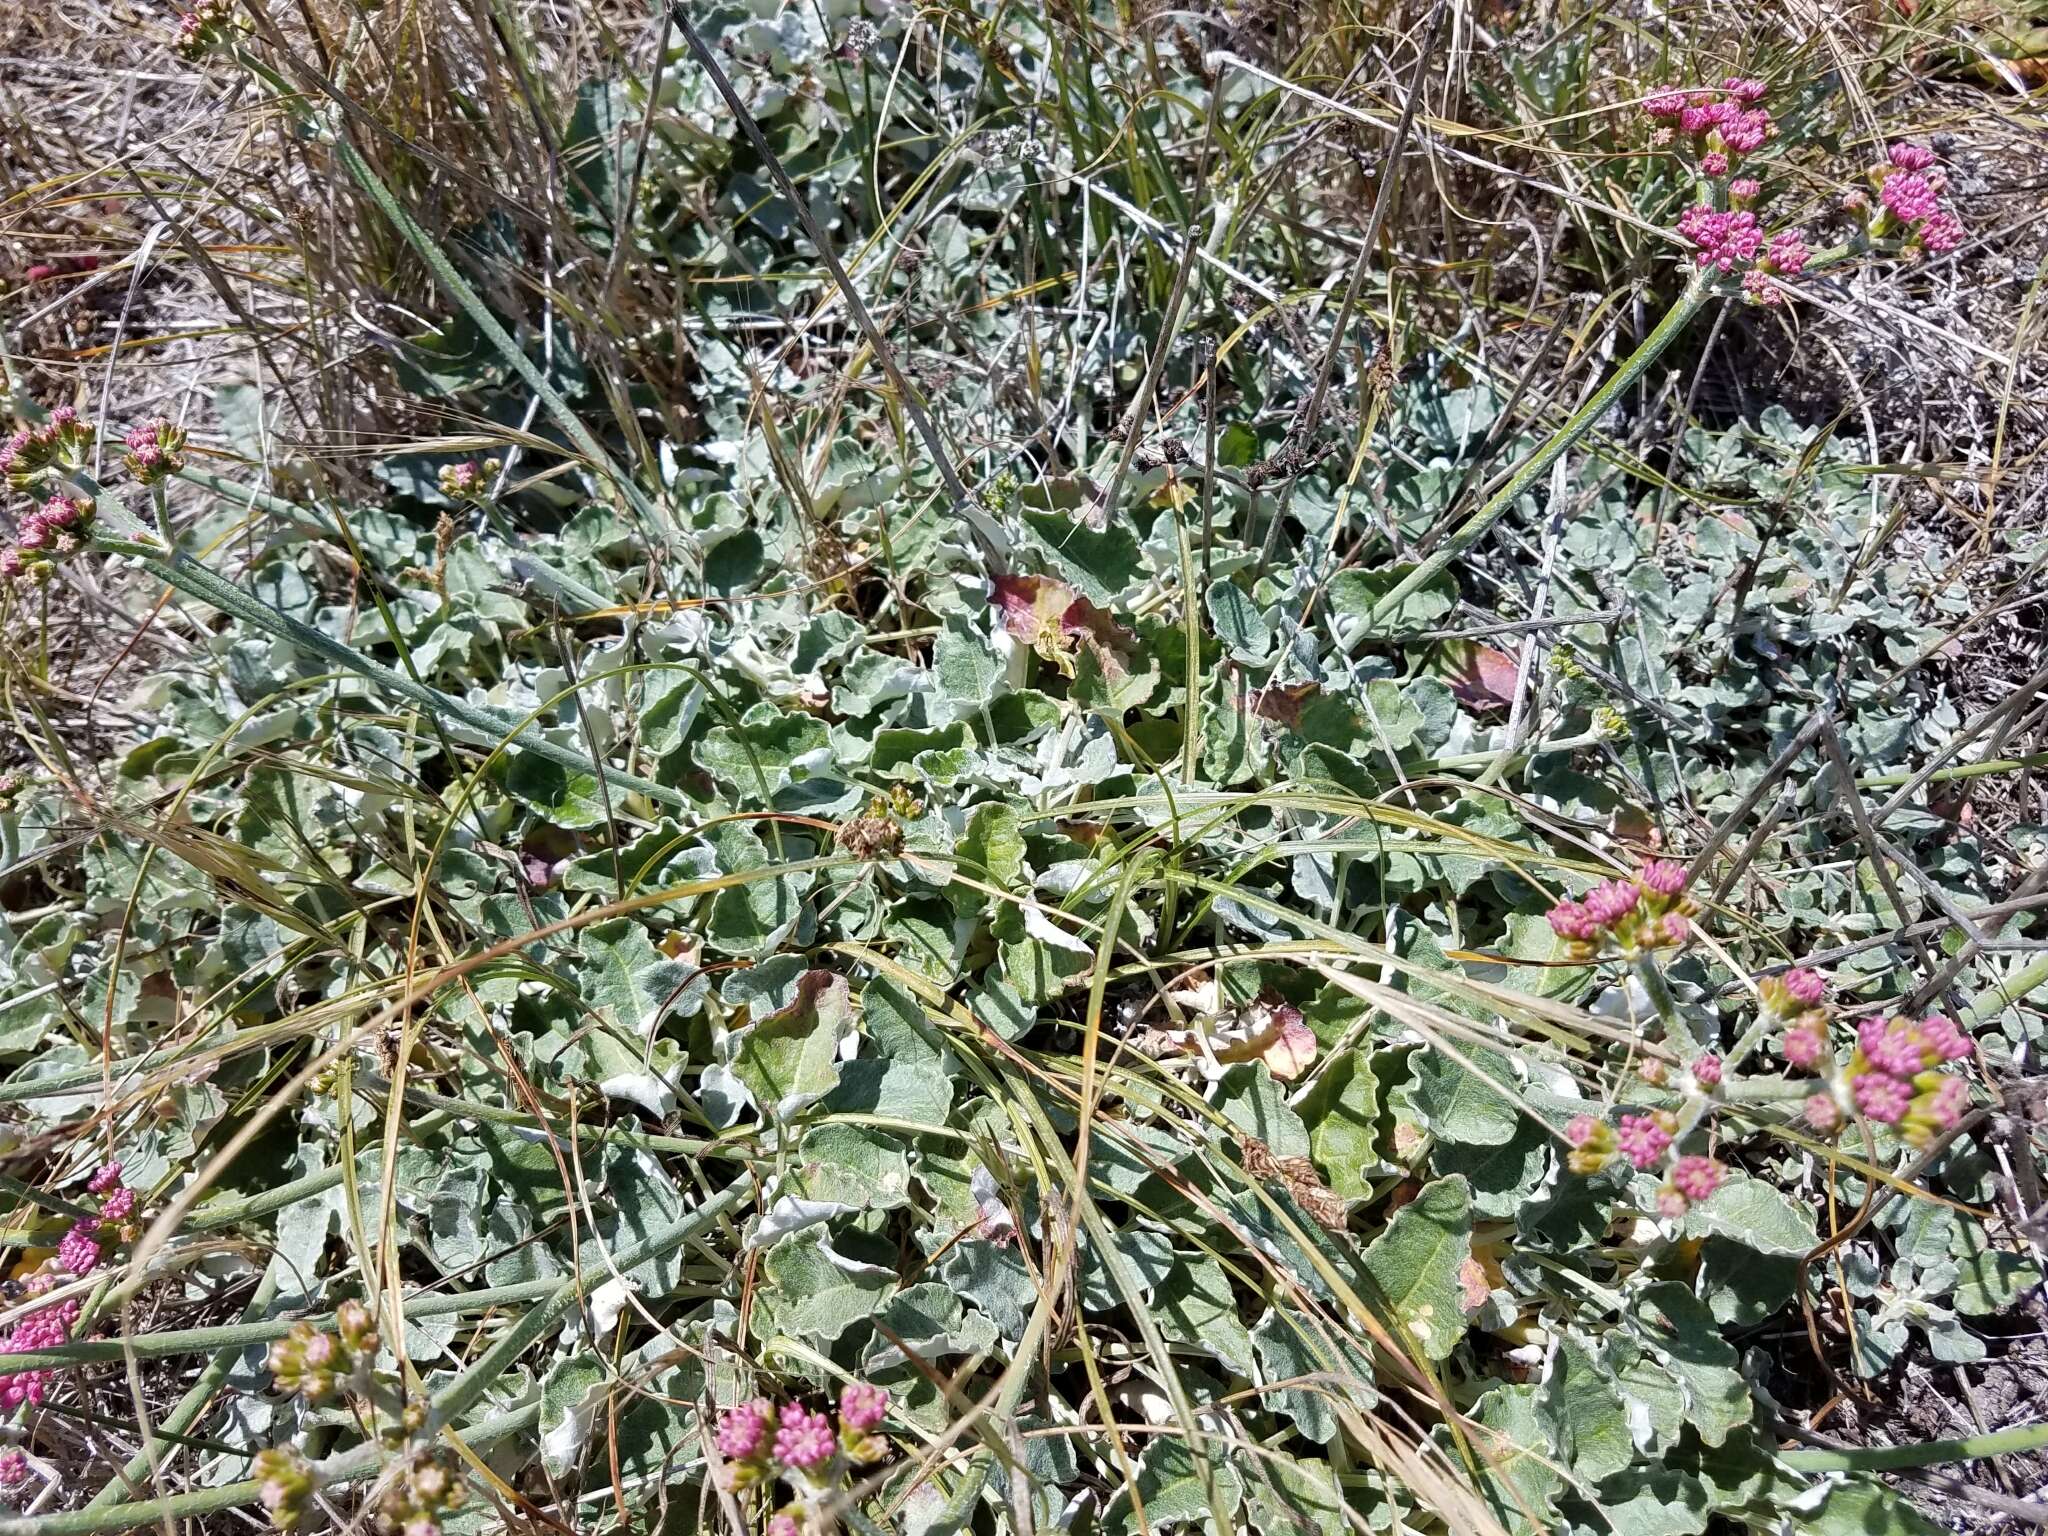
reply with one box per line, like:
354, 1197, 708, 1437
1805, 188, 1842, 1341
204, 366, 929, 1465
1567, 1108, 1728, 1217
774, 1406, 837, 1470
1870, 143, 1964, 255
0, 1162, 136, 1414
122, 419, 187, 486
715, 1383, 892, 1507
1792, 1011, 1975, 1147
1547, 858, 1695, 956
53, 1163, 134, 1282
1616, 1112, 1674, 1170
1670, 1154, 1725, 1201
0, 407, 93, 493
1655, 1153, 1727, 1217
2, 493, 92, 587
1762, 967, 1828, 1013
0, 1298, 81, 1411
2, 406, 101, 588
1676, 206, 1814, 304
1840, 1015, 1973, 1145
174, 0, 237, 60
1644, 78, 1773, 169
1678, 206, 1762, 272
18, 253, 98, 285
1858, 1014, 1972, 1076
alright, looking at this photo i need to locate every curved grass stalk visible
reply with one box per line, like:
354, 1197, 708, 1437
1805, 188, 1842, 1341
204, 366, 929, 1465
1368, 277, 1711, 629
81, 1266, 282, 1510
101, 539, 693, 815
319, 139, 669, 536
1780, 1418, 2048, 1473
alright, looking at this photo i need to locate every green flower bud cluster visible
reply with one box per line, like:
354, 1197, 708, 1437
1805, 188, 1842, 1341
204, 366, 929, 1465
255, 1447, 318, 1531
266, 1301, 378, 1403
376, 1448, 468, 1536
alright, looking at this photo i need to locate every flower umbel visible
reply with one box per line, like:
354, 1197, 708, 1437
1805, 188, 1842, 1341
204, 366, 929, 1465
267, 1301, 378, 1403
122, 418, 188, 484
254, 1447, 317, 1531
774, 1405, 838, 1472
1867, 144, 1966, 255
1546, 858, 1697, 957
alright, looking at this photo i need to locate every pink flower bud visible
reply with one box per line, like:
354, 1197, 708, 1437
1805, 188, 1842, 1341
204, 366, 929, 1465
1719, 109, 1771, 154
1783, 968, 1826, 1006
1782, 1017, 1827, 1069
1547, 900, 1599, 942
773, 1405, 838, 1470
1880, 171, 1939, 224
1765, 228, 1809, 276
1670, 1154, 1725, 1201
1615, 1112, 1674, 1170
1690, 1053, 1722, 1089
1584, 878, 1641, 926
1888, 142, 1937, 171
1918, 210, 1964, 253
715, 1399, 775, 1461
839, 1381, 888, 1431
1804, 1092, 1842, 1133
1918, 1015, 1972, 1062
57, 1220, 103, 1277
1851, 1071, 1911, 1126
1640, 859, 1687, 897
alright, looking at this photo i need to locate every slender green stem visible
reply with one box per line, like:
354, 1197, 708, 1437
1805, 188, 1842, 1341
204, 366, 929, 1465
1962, 955, 2048, 1027
1857, 751, 2048, 789
0, 1404, 540, 1536
1780, 1418, 2048, 1473
174, 465, 342, 536
1631, 952, 1698, 1058
1721, 1077, 1815, 1104
83, 1267, 283, 1510
1367, 279, 1711, 628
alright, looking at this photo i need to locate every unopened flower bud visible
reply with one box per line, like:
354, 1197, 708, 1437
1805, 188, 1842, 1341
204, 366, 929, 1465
253, 1447, 316, 1530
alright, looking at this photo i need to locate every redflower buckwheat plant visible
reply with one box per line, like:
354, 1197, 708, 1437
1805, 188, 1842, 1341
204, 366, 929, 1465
1557, 913, 1984, 1226
715, 1384, 892, 1533
258, 1301, 470, 1536
1546, 857, 1696, 959
1864, 141, 1965, 255
0, 1161, 140, 1414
